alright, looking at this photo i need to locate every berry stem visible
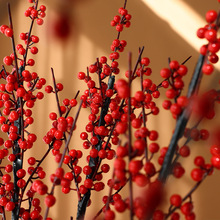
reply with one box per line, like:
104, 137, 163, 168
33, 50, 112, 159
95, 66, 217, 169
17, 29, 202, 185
131, 46, 144, 78
128, 52, 134, 220
51, 68, 62, 117
18, 147, 52, 208
165, 171, 210, 219
140, 63, 148, 161
171, 116, 203, 167
7, 3, 19, 81
64, 90, 80, 118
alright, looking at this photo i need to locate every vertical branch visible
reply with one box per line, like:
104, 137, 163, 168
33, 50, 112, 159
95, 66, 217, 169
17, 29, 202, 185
140, 64, 148, 161
158, 54, 205, 183
128, 52, 133, 220
7, 4, 24, 220
76, 75, 115, 220
7, 4, 19, 80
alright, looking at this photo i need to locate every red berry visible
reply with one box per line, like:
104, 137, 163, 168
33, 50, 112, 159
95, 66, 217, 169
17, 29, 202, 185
191, 168, 204, 181
173, 163, 185, 178
4, 28, 13, 37
197, 27, 206, 39
204, 29, 217, 42
31, 46, 38, 54
5, 201, 15, 211
211, 155, 220, 169
3, 56, 13, 65
84, 179, 93, 189
128, 160, 142, 174
179, 145, 190, 157
114, 199, 126, 212
206, 10, 217, 23
0, 25, 8, 34
37, 18, 44, 25
181, 202, 193, 215
141, 57, 150, 66
169, 60, 179, 69
170, 194, 182, 207
160, 68, 171, 78
104, 210, 115, 220
44, 195, 56, 207
135, 91, 145, 102
202, 63, 214, 75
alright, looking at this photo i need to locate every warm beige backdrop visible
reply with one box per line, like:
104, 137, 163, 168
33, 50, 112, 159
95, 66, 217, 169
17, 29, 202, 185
0, 0, 220, 219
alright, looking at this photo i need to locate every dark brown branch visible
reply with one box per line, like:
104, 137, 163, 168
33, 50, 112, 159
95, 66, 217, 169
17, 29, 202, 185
158, 54, 205, 183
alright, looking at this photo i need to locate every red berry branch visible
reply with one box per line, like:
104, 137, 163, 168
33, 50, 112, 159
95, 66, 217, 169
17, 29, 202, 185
0, 0, 220, 220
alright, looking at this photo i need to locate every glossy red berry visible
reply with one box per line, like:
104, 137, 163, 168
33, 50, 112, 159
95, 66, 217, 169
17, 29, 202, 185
4, 28, 13, 37
44, 195, 56, 207
5, 201, 15, 211
3, 56, 13, 66
206, 10, 217, 23
204, 29, 217, 42
211, 155, 220, 169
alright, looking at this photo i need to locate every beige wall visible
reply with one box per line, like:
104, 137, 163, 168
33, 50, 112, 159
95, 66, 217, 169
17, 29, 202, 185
0, 0, 220, 219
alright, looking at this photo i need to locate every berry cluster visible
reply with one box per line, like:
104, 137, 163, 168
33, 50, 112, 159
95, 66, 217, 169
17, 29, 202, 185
197, 10, 220, 75
0, 0, 220, 220
0, 0, 49, 219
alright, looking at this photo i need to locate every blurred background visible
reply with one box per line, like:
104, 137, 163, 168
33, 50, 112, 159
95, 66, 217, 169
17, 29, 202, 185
0, 0, 220, 219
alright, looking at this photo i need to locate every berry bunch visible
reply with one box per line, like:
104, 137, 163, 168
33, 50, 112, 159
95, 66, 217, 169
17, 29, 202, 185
197, 10, 220, 75
0, 0, 220, 220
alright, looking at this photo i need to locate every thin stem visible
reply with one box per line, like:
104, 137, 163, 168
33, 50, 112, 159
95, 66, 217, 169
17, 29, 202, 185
18, 147, 52, 211
96, 58, 103, 99
128, 52, 133, 220
165, 171, 210, 219
105, 169, 115, 212
123, 0, 128, 8
7, 4, 24, 220
7, 3, 19, 80
64, 90, 80, 118
131, 46, 144, 78
140, 64, 148, 161
51, 68, 62, 117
